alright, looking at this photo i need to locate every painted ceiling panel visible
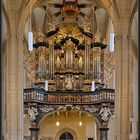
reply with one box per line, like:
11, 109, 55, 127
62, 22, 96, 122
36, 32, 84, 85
46, 0, 93, 23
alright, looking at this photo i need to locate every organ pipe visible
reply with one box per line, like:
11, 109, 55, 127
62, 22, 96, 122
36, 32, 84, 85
52, 45, 55, 79
98, 49, 101, 80
92, 60, 94, 79
49, 46, 52, 79
66, 50, 73, 69
79, 56, 83, 70
38, 52, 46, 79
56, 56, 61, 70
87, 44, 90, 79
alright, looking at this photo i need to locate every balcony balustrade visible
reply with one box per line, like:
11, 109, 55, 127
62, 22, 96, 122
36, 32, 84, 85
24, 88, 115, 105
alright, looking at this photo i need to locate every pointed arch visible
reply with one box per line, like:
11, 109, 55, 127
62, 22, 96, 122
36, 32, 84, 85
128, 1, 138, 33
55, 128, 77, 140
2, 5, 10, 37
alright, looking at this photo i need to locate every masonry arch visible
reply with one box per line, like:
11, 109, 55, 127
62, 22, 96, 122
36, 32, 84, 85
2, 5, 10, 44
17, 0, 119, 35
38, 110, 100, 140
37, 109, 101, 128
56, 128, 77, 140
129, 5, 138, 139
128, 2, 138, 34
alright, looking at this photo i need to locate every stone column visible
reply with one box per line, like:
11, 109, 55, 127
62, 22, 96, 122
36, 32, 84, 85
5, 34, 24, 140
128, 34, 138, 139
4, 0, 24, 138
1, 35, 9, 140
99, 128, 109, 140
30, 122, 39, 140
115, 31, 131, 139
114, 35, 122, 140
17, 33, 24, 140
30, 128, 39, 140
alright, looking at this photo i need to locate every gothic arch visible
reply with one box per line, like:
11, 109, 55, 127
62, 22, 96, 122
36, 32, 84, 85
37, 108, 101, 128
128, 1, 138, 33
131, 41, 137, 60
17, 0, 119, 36
129, 1, 138, 65
2, 5, 10, 43
55, 128, 77, 140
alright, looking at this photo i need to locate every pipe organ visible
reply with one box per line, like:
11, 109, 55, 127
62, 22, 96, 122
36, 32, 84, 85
25, 24, 111, 92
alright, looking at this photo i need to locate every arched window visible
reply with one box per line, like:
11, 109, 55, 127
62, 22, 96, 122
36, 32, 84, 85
59, 132, 73, 140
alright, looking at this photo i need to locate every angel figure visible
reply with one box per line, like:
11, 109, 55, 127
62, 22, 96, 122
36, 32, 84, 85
99, 107, 111, 121
65, 75, 74, 90
28, 107, 39, 121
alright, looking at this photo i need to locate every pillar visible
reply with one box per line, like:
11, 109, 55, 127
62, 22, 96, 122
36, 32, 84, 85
114, 35, 122, 140
5, 33, 24, 140
99, 128, 109, 140
30, 128, 39, 140
30, 122, 39, 140
115, 32, 131, 140
4, 0, 24, 139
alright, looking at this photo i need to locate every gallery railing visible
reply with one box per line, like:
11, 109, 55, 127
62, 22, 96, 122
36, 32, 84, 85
24, 88, 115, 105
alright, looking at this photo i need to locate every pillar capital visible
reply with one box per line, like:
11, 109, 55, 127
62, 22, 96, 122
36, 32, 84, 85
115, 35, 122, 47
127, 33, 132, 40
5, 34, 17, 40
127, 33, 132, 46
5, 33, 24, 40
17, 33, 24, 40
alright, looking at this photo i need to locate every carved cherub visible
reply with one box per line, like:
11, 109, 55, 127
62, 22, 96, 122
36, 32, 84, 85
65, 75, 74, 90
99, 107, 111, 121
48, 22, 57, 32
28, 107, 39, 121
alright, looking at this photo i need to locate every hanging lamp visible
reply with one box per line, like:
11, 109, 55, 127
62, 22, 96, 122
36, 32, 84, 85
28, 0, 33, 52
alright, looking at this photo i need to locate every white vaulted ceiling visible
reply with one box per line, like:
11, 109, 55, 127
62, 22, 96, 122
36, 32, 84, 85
23, 0, 109, 43
2, 0, 138, 48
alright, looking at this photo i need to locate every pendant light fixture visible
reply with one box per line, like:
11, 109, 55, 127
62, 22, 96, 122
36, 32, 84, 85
109, 32, 114, 52
109, 1, 114, 52
44, 0, 49, 91
28, 0, 33, 52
